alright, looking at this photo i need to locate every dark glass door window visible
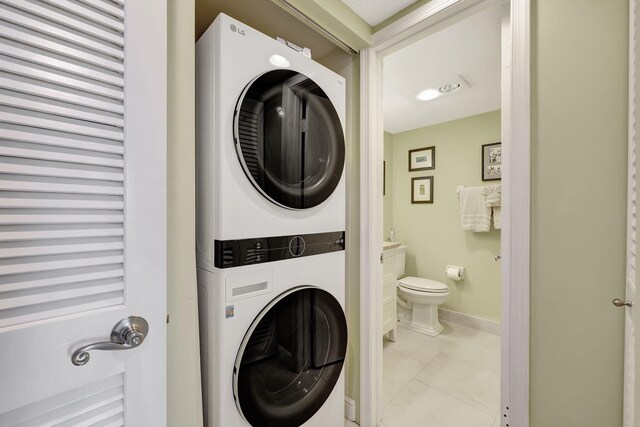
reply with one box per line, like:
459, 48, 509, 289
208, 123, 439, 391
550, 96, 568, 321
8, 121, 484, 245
233, 287, 348, 427
234, 70, 345, 209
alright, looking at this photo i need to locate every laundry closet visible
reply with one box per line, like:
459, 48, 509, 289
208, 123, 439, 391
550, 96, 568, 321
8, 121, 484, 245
195, 4, 358, 426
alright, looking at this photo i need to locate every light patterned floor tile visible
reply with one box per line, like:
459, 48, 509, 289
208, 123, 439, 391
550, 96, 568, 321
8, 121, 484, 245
385, 326, 445, 362
383, 347, 426, 396
414, 353, 500, 414
440, 337, 501, 373
382, 380, 495, 427
382, 389, 394, 408
438, 321, 501, 350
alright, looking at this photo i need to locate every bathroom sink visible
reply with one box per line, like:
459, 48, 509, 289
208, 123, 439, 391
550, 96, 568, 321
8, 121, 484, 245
383, 241, 401, 250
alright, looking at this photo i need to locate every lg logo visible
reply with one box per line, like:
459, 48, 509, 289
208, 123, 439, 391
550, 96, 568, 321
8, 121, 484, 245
230, 24, 246, 36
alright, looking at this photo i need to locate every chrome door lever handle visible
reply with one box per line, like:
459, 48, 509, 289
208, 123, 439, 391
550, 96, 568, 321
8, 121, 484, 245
612, 298, 633, 308
71, 316, 149, 366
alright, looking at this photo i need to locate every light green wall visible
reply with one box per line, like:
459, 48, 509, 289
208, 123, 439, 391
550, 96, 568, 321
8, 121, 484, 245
390, 111, 502, 321
383, 132, 394, 238
167, 0, 203, 425
344, 58, 361, 420
316, 49, 362, 419
530, 0, 627, 425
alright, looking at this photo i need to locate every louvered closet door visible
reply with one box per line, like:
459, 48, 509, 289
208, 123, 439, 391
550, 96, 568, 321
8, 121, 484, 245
0, 1, 167, 425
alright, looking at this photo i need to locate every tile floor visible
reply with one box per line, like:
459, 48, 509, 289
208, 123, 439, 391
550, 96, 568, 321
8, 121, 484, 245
345, 321, 501, 427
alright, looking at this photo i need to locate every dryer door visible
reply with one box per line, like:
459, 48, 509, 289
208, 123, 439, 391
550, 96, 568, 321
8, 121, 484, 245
234, 70, 345, 210
233, 286, 347, 427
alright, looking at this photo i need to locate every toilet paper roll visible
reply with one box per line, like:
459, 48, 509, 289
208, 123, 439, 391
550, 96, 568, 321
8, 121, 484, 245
445, 266, 464, 281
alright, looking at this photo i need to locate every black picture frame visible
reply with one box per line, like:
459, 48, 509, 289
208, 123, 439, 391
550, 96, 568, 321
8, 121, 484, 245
408, 146, 435, 171
411, 176, 434, 204
482, 142, 502, 181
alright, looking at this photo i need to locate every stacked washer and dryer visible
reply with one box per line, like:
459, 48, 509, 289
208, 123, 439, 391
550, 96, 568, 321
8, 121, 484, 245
196, 14, 348, 427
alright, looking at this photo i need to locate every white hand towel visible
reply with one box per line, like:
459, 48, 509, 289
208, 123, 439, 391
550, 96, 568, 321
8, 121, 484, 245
493, 206, 502, 229
459, 187, 491, 232
483, 185, 502, 207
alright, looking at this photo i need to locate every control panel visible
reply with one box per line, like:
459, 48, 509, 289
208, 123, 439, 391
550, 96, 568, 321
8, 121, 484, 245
214, 231, 345, 269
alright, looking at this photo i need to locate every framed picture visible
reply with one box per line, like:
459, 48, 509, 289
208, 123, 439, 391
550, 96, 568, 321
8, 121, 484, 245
408, 146, 435, 171
482, 142, 502, 181
411, 176, 434, 204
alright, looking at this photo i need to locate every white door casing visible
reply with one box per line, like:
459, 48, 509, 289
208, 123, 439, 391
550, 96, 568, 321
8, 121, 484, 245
625, 1, 639, 425
0, 0, 167, 425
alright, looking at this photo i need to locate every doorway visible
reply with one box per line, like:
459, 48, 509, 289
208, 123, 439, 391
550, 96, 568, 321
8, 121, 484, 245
380, 4, 503, 424
359, 0, 531, 426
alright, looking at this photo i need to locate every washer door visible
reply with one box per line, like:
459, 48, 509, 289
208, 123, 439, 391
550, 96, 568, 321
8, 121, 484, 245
234, 70, 345, 209
233, 286, 347, 427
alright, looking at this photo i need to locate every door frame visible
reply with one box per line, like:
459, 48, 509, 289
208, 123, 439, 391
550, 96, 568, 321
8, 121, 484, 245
358, 0, 531, 425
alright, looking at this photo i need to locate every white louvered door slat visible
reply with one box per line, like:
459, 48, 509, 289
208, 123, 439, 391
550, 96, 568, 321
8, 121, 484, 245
0, 22, 124, 72
0, 127, 124, 154
0, 68, 123, 106
3, 0, 124, 46
0, 4, 124, 58
43, 0, 125, 31
0, 197, 124, 209
0, 179, 124, 195
0, 92, 124, 127
0, 43, 125, 88
0, 0, 166, 425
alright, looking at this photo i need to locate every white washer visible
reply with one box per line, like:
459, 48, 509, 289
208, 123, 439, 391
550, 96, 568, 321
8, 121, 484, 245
196, 13, 346, 273
197, 251, 346, 427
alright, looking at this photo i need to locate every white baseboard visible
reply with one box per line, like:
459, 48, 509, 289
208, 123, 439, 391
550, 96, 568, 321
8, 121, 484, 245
438, 308, 500, 335
345, 395, 356, 422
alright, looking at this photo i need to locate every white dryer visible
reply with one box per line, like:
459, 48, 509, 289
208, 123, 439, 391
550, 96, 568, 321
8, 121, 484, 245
196, 13, 346, 272
197, 246, 347, 427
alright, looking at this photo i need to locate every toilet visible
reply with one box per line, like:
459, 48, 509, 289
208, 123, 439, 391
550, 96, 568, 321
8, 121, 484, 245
394, 246, 449, 336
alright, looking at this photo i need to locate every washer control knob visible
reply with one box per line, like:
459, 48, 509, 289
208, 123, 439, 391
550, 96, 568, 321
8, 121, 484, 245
289, 236, 305, 257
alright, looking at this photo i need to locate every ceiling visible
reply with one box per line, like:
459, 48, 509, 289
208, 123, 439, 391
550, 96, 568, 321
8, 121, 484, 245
341, 0, 418, 26
383, 4, 502, 134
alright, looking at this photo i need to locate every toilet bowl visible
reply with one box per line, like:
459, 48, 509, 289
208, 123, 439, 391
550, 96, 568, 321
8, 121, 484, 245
397, 276, 449, 336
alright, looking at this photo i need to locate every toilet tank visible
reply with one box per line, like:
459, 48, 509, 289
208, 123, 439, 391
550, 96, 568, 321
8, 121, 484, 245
395, 245, 408, 279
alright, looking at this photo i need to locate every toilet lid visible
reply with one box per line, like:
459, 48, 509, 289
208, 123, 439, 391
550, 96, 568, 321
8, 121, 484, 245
398, 276, 448, 293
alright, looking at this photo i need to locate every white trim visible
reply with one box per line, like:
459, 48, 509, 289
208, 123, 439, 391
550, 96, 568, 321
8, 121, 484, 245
344, 395, 357, 422
372, 0, 464, 46
359, 1, 530, 426
371, 0, 500, 54
624, 1, 638, 425
359, 46, 384, 427
438, 308, 501, 335
500, 1, 530, 426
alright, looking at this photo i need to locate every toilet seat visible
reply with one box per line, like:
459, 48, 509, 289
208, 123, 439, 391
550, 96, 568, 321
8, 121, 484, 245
398, 276, 448, 293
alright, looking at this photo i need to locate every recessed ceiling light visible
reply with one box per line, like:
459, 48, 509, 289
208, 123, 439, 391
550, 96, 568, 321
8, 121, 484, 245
439, 83, 461, 94
416, 88, 440, 101
269, 54, 290, 67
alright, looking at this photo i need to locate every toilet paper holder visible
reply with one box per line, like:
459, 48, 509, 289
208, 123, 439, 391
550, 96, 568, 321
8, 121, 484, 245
445, 265, 464, 281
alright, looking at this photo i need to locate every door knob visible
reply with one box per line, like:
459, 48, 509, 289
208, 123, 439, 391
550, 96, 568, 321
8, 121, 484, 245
71, 316, 149, 366
612, 298, 633, 308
